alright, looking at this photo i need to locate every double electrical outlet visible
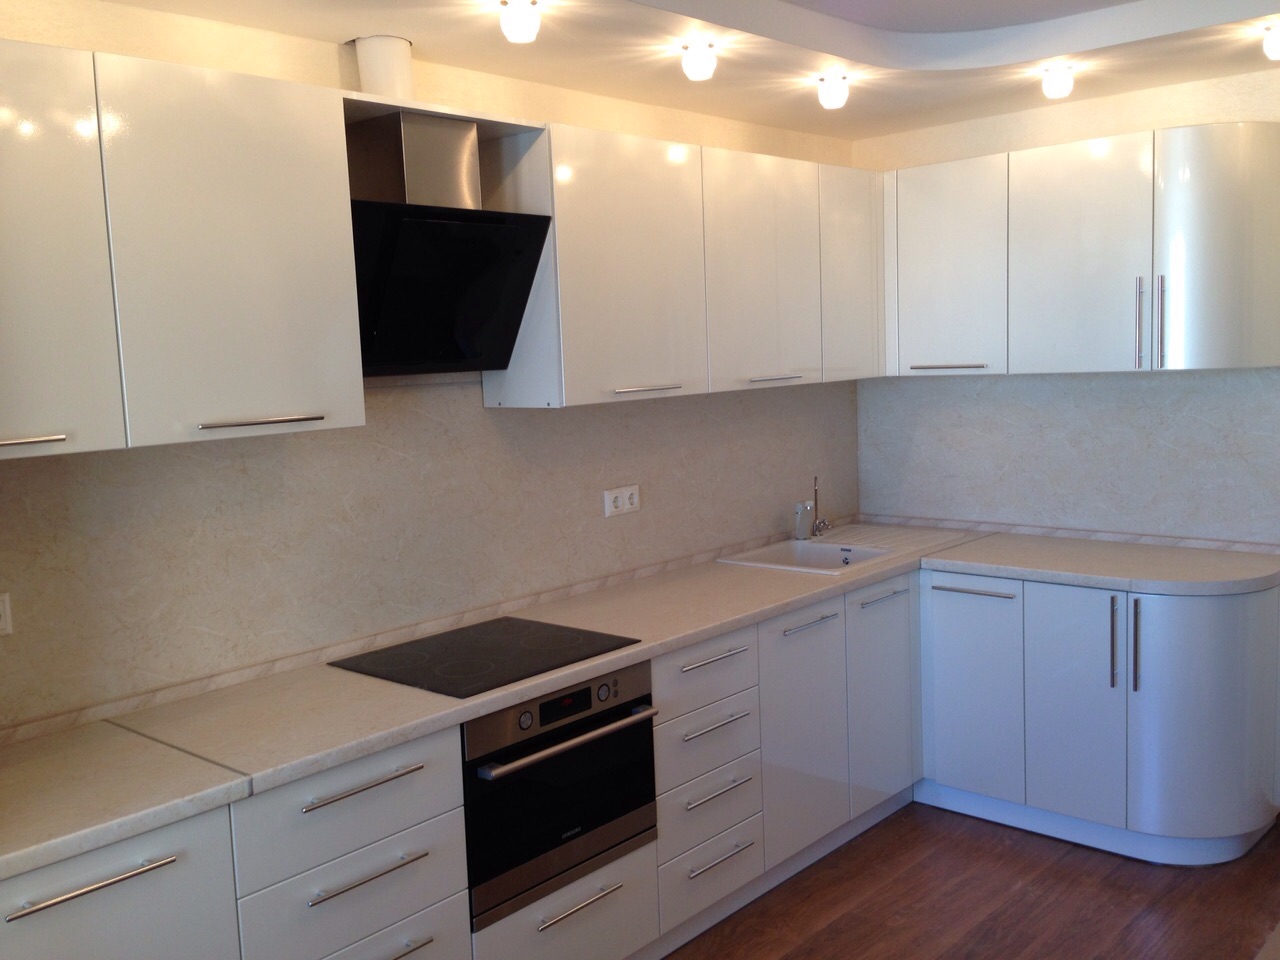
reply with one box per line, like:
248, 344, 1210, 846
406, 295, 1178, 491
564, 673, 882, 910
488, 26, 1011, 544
603, 484, 641, 517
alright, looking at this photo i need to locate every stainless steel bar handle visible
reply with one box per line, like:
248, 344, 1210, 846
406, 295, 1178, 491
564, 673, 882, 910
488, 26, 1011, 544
536, 882, 624, 932
931, 585, 1017, 601
613, 384, 683, 395
0, 434, 67, 448
908, 364, 989, 371
1132, 598, 1141, 693
5, 856, 177, 922
1156, 275, 1166, 370
307, 850, 430, 907
680, 645, 750, 674
688, 840, 756, 880
748, 374, 804, 383
683, 711, 750, 742
478, 706, 659, 781
861, 588, 910, 609
301, 763, 426, 814
686, 775, 753, 811
388, 937, 435, 960
198, 414, 325, 430
1109, 596, 1119, 689
782, 612, 840, 637
1134, 276, 1144, 369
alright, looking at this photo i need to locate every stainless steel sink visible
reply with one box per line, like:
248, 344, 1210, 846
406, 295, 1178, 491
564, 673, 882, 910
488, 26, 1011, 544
718, 539, 888, 575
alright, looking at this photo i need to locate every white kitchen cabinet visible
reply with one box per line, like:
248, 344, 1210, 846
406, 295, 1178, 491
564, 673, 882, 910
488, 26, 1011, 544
0, 807, 239, 960
819, 164, 881, 381
1152, 123, 1280, 371
657, 813, 764, 933
895, 153, 1007, 375
0, 38, 125, 460
95, 53, 364, 447
322, 891, 470, 960
924, 572, 1024, 804
758, 597, 849, 868
1008, 133, 1154, 374
1024, 582, 1128, 828
846, 575, 915, 820
702, 147, 822, 392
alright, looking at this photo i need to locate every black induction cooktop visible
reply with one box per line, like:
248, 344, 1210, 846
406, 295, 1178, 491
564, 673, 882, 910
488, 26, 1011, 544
330, 617, 642, 699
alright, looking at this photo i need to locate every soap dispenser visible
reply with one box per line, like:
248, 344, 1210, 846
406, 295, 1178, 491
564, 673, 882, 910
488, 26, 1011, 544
794, 500, 815, 540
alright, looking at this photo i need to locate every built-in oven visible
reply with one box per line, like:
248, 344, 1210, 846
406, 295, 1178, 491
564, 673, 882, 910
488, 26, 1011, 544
462, 660, 657, 932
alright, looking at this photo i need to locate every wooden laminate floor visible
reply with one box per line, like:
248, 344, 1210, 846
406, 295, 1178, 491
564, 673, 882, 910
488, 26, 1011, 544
667, 805, 1280, 960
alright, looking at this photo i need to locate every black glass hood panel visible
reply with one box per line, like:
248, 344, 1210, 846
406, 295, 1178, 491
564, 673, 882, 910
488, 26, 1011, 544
351, 200, 551, 376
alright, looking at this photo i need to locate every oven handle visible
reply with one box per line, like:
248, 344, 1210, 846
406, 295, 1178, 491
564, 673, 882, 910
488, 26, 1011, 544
476, 705, 659, 781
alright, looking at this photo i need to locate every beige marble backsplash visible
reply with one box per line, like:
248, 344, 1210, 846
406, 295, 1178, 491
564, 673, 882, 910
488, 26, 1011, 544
0, 381, 857, 735
857, 368, 1280, 547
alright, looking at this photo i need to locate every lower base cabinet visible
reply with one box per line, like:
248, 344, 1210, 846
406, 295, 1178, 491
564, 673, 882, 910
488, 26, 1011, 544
658, 813, 764, 933
325, 891, 470, 960
472, 842, 658, 960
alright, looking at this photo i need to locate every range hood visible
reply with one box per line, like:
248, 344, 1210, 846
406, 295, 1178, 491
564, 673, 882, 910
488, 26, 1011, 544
345, 112, 551, 377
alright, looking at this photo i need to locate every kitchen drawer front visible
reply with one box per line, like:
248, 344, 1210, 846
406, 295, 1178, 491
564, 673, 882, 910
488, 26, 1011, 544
652, 626, 759, 721
323, 890, 470, 960
239, 807, 466, 960
654, 687, 760, 794
473, 842, 658, 960
656, 750, 762, 865
658, 813, 764, 934
232, 728, 462, 896
0, 807, 239, 960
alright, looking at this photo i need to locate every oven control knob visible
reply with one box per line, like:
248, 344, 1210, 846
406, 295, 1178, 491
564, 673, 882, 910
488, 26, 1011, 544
597, 684, 611, 702
518, 710, 534, 731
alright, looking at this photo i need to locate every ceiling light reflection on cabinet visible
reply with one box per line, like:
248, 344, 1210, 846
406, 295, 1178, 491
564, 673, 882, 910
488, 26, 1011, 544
666, 144, 690, 164
500, 0, 540, 44
817, 72, 850, 110
1041, 62, 1075, 99
1264, 25, 1280, 60
681, 38, 717, 81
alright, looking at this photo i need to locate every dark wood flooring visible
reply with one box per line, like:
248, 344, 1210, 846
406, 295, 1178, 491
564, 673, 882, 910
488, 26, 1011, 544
667, 804, 1280, 960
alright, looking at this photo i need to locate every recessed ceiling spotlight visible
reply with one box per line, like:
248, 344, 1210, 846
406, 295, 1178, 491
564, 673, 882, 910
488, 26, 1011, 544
500, 0, 540, 44
1264, 24, 1280, 60
1041, 62, 1075, 100
681, 37, 717, 81
817, 72, 850, 110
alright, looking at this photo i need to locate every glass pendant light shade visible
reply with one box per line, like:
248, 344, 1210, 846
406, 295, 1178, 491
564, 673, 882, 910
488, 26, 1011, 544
500, 0, 540, 44
817, 73, 849, 109
1041, 62, 1075, 99
681, 40, 717, 81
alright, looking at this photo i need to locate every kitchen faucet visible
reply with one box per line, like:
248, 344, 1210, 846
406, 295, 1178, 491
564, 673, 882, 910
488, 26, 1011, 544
811, 475, 832, 537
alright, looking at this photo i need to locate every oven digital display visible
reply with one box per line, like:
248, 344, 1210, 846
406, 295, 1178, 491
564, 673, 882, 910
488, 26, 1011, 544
540, 686, 591, 726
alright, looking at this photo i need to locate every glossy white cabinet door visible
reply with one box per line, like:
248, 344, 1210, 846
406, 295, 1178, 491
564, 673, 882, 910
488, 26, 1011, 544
924, 572, 1024, 804
703, 147, 822, 392
1024, 582, 1128, 829
757, 597, 849, 868
550, 125, 708, 405
0, 39, 125, 459
846, 575, 915, 820
819, 164, 881, 381
95, 54, 364, 447
1153, 123, 1280, 371
896, 153, 1008, 375
1128, 589, 1278, 838
1008, 132, 1154, 374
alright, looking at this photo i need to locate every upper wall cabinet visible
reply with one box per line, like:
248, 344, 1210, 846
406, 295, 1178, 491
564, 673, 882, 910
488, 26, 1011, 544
1153, 123, 1280, 371
1008, 133, 1154, 374
0, 39, 125, 460
819, 165, 881, 382
702, 147, 822, 392
895, 153, 1007, 376
95, 54, 365, 446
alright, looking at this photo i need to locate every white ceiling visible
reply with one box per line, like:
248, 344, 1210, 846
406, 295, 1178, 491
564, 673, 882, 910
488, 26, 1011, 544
108, 0, 1280, 139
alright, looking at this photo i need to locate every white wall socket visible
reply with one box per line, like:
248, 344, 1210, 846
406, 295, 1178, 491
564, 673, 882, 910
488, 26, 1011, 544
603, 484, 641, 517
0, 593, 11, 636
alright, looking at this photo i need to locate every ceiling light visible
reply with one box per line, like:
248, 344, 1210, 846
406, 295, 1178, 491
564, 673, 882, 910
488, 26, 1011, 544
817, 72, 850, 110
681, 39, 716, 81
1041, 62, 1075, 100
1264, 25, 1280, 61
500, 0, 540, 44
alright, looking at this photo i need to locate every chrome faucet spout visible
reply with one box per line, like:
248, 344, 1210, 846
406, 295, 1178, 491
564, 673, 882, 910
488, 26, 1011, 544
812, 475, 832, 537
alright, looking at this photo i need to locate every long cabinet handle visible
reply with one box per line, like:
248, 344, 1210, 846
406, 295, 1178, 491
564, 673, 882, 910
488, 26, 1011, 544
748, 374, 804, 383
1132, 598, 1142, 692
680, 645, 750, 673
683, 711, 751, 743
1109, 595, 1119, 688
307, 850, 429, 908
686, 775, 753, 811
479, 706, 659, 780
908, 363, 989, 371
782, 612, 840, 637
388, 937, 435, 960
613, 384, 683, 395
536, 882, 623, 932
688, 840, 756, 880
1156, 275, 1166, 370
860, 588, 910, 609
301, 763, 425, 814
1134, 276, 1145, 369
5, 856, 177, 922
198, 414, 325, 430
0, 434, 68, 448
931, 585, 1017, 601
